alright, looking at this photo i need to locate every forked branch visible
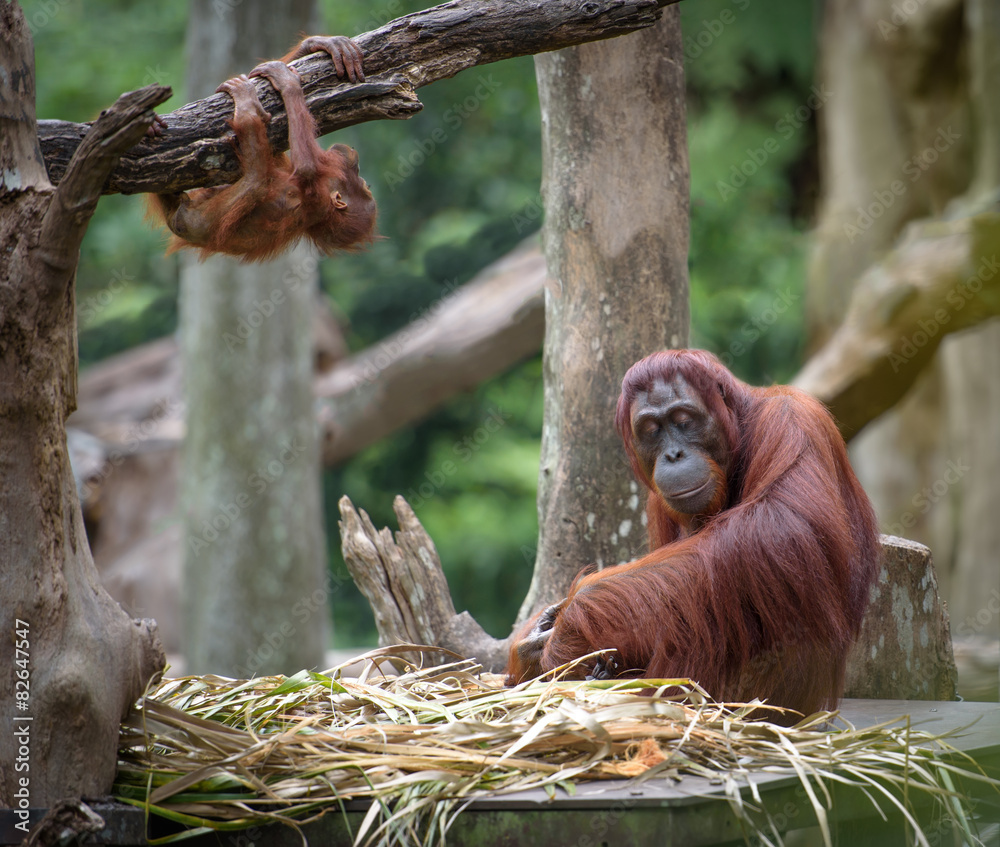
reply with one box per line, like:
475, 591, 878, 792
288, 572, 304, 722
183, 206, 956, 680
338, 496, 509, 671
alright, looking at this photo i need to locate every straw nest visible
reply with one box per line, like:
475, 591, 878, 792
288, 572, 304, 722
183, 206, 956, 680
115, 646, 996, 847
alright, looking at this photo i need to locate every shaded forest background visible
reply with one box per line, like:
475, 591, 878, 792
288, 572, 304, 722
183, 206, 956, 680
36, 0, 817, 646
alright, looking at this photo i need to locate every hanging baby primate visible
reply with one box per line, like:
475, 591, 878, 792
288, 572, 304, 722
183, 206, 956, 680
149, 36, 376, 262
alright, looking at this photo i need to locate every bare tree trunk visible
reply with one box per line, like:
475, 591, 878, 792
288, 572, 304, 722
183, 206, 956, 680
180, 0, 329, 677
339, 12, 691, 664
808, 0, 1000, 671
806, 0, 969, 347
0, 3, 164, 807
520, 9, 689, 621
936, 0, 1000, 667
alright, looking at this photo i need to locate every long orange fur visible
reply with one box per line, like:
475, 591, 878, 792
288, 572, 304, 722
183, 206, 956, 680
506, 350, 879, 720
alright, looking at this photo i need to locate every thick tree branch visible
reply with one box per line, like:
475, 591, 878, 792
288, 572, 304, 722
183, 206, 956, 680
316, 238, 546, 464
37, 80, 420, 196
69, 241, 547, 463
794, 211, 1000, 438
0, 3, 165, 805
37, 0, 677, 195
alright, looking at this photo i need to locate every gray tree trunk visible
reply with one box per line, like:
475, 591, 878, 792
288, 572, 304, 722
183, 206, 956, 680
181, 0, 329, 677
0, 3, 164, 806
339, 8, 691, 665
809, 0, 1000, 669
520, 9, 690, 621
936, 0, 1000, 655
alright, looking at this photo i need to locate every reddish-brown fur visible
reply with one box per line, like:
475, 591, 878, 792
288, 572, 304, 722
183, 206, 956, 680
148, 36, 375, 263
506, 349, 879, 719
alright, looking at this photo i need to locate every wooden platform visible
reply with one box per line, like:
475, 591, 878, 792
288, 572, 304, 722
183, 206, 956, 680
4, 699, 998, 846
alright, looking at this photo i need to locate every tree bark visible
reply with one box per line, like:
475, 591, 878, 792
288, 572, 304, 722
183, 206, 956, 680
180, 0, 329, 678
805, 0, 1000, 675
0, 3, 165, 807
37, 0, 680, 196
521, 8, 689, 622
337, 11, 692, 664
338, 497, 505, 670
794, 213, 1000, 438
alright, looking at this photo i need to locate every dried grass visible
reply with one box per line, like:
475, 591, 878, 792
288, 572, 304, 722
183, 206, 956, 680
114, 646, 997, 847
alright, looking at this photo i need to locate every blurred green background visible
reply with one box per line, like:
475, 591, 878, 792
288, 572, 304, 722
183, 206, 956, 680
33, 0, 816, 647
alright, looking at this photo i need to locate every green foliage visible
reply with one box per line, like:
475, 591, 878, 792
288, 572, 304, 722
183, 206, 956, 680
33, 7, 186, 368
681, 0, 814, 95
682, 0, 817, 384
327, 358, 543, 643
37, 0, 818, 648
33, 3, 187, 121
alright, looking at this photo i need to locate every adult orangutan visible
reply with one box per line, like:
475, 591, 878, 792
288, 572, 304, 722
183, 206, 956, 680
506, 349, 879, 720
149, 36, 375, 262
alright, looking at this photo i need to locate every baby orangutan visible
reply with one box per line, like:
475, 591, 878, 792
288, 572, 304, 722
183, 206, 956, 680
149, 36, 376, 262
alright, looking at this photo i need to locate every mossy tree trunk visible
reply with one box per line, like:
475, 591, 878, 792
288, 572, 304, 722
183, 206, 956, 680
339, 8, 691, 665
519, 8, 690, 621
0, 3, 164, 807
807, 0, 1000, 656
180, 0, 329, 677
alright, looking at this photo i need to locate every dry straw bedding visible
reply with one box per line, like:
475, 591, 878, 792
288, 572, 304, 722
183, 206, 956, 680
114, 646, 998, 847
